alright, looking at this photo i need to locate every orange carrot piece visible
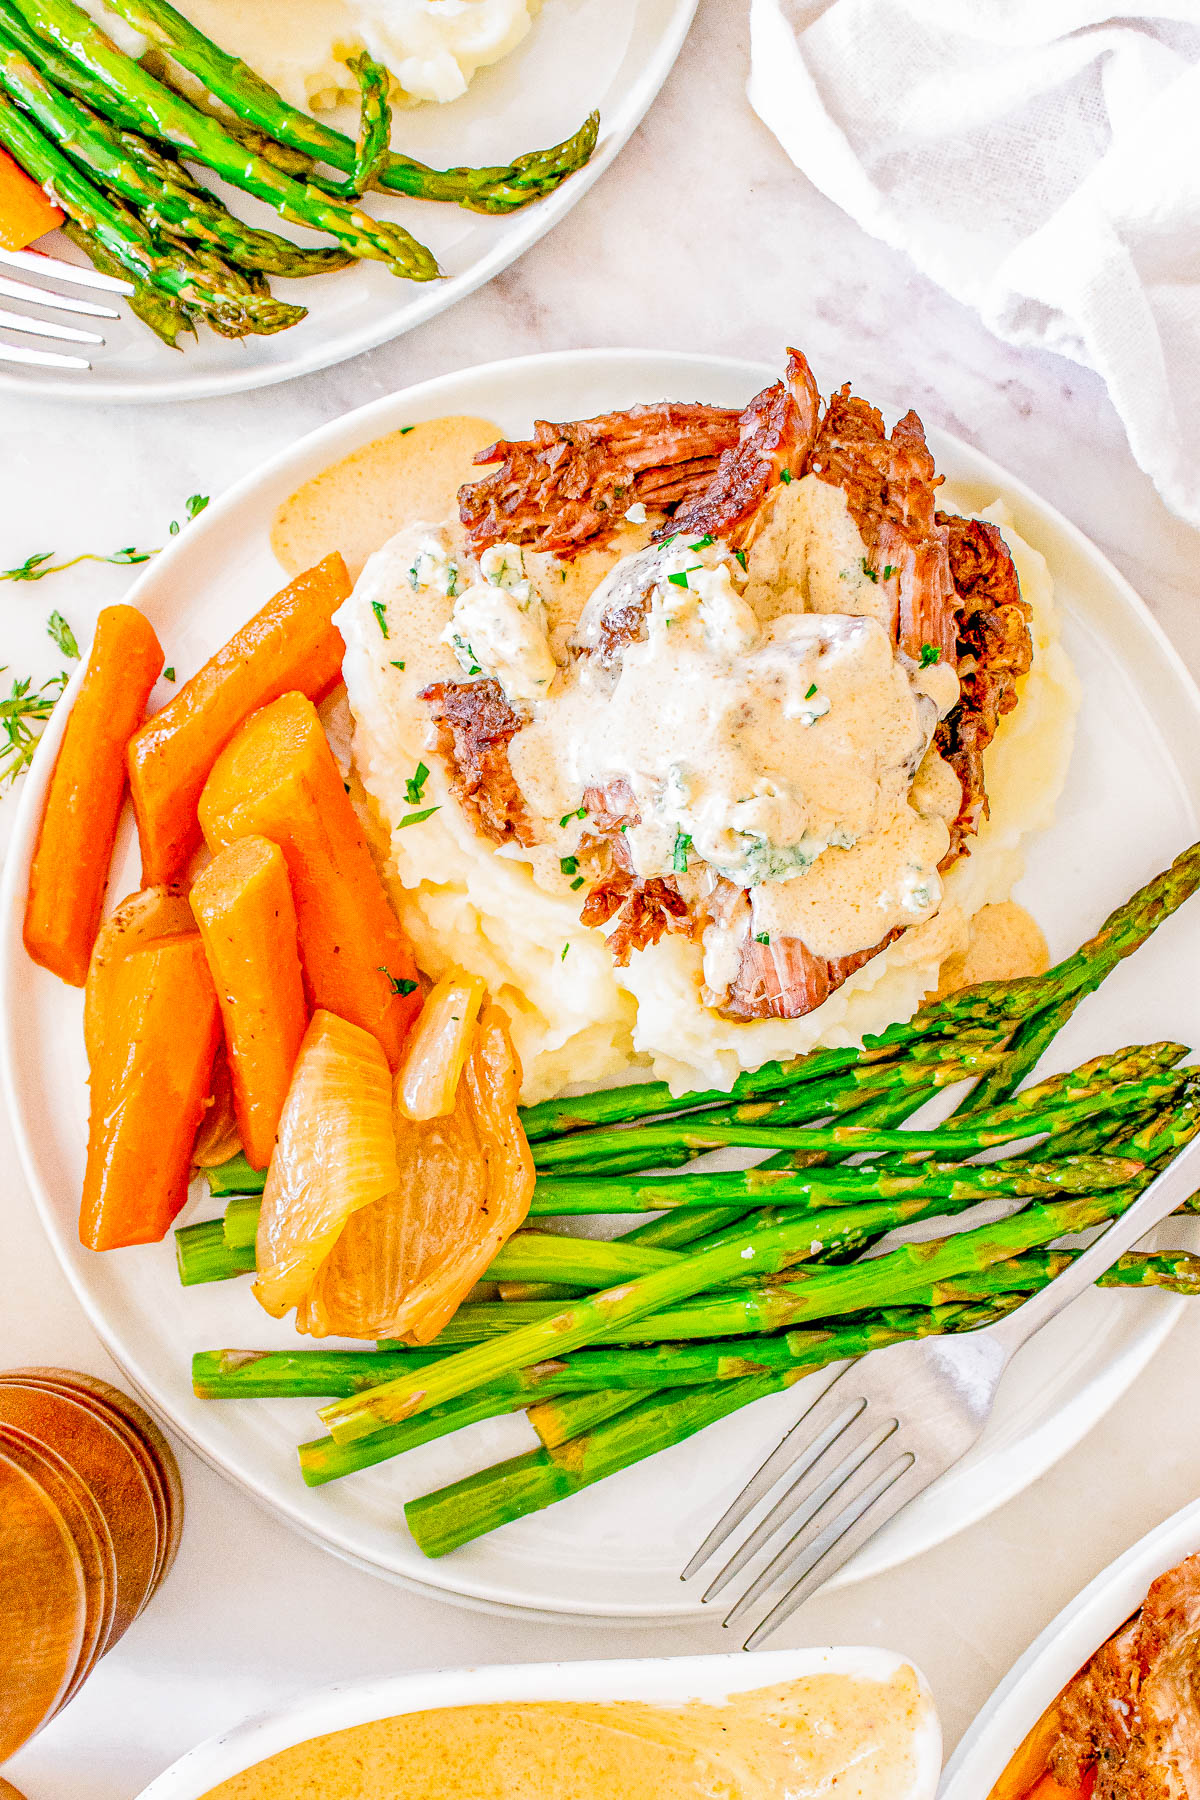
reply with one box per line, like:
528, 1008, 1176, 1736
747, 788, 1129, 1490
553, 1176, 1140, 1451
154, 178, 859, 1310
0, 146, 62, 250
190, 835, 308, 1170
126, 554, 351, 885
1025, 1777, 1087, 1800
198, 692, 421, 1067
80, 932, 221, 1251
988, 1704, 1067, 1800
24, 605, 164, 987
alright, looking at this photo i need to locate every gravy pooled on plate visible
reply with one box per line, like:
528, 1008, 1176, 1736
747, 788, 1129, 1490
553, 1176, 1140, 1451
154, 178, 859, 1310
201, 1669, 934, 1800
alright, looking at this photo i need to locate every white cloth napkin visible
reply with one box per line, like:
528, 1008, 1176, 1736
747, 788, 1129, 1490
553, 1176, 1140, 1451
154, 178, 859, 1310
748, 0, 1200, 526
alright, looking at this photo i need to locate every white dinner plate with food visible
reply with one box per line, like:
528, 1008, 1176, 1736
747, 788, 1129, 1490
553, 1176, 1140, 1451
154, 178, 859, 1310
135, 1646, 941, 1799
4, 348, 1200, 1622
941, 1496, 1200, 1797
0, 0, 697, 404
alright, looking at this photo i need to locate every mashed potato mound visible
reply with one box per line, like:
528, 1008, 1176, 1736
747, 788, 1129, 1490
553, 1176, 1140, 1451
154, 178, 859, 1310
339, 500, 1079, 1103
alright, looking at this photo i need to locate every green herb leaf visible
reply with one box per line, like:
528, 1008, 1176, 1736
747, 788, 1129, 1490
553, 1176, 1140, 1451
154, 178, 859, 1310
170, 493, 210, 535
0, 668, 68, 788
755, 931, 770, 945
1, 552, 54, 583
919, 643, 941, 668
734, 549, 748, 571
861, 559, 878, 582
558, 805, 587, 828
46, 611, 79, 660
404, 761, 430, 806
570, 875, 584, 891
805, 683, 818, 700
560, 942, 570, 961
397, 806, 440, 829
378, 966, 417, 996
399, 425, 415, 435
559, 855, 579, 876
672, 827, 693, 873
390, 659, 406, 671
688, 535, 714, 551
163, 666, 176, 682
882, 564, 896, 579
667, 568, 701, 589
780, 469, 793, 485
371, 600, 389, 638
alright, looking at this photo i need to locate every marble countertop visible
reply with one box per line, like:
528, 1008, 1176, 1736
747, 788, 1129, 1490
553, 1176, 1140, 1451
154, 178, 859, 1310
4, 2, 1200, 1793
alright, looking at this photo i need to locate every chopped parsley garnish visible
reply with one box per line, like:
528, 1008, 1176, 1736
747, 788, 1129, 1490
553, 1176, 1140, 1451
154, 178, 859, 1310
689, 535, 714, 551
805, 683, 818, 700
883, 564, 897, 579
658, 534, 678, 550
672, 827, 693, 873
558, 805, 587, 828
560, 942, 570, 961
559, 855, 579, 876
780, 469, 793, 485
734, 549, 748, 572
450, 633, 482, 676
919, 643, 941, 667
446, 564, 459, 598
47, 611, 79, 660
399, 425, 415, 435
378, 966, 417, 996
370, 599, 389, 638
404, 761, 430, 806
667, 567, 701, 589
861, 559, 878, 582
390, 659, 406, 671
397, 806, 440, 829
570, 876, 584, 891
755, 931, 771, 945
163, 666, 176, 682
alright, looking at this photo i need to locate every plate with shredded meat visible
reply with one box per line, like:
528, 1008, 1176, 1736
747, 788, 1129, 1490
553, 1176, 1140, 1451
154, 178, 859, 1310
944, 1499, 1200, 1800
4, 349, 1200, 1622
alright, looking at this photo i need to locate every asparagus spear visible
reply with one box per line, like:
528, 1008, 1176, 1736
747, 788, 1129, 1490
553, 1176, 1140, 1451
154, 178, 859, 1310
61, 215, 190, 346
343, 52, 389, 199
319, 1191, 1131, 1442
8, 0, 440, 279
530, 1154, 1139, 1215
92, 0, 599, 214
0, 90, 304, 333
401, 1298, 1028, 1557
0, 34, 351, 279
176, 1217, 254, 1286
208, 1152, 262, 1198
526, 1390, 642, 1449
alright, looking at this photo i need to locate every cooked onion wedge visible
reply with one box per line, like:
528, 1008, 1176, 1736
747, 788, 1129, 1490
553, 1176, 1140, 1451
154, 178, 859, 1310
394, 966, 486, 1121
305, 1004, 535, 1343
254, 1011, 399, 1323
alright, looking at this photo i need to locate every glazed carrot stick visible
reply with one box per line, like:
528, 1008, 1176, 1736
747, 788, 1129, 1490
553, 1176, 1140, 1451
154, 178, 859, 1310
0, 145, 62, 249
988, 1705, 1067, 1800
190, 835, 308, 1170
80, 931, 221, 1251
198, 692, 421, 1066
126, 554, 351, 885
24, 604, 164, 987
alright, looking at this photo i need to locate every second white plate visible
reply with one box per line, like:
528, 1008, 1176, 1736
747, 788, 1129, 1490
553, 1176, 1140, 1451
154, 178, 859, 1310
4, 349, 1200, 1620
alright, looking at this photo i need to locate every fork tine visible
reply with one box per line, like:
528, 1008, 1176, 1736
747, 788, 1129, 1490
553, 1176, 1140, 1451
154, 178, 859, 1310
0, 246, 133, 294
743, 1455, 923, 1650
0, 338, 91, 369
0, 272, 120, 320
680, 1364, 856, 1580
706, 1413, 897, 1605
0, 305, 103, 346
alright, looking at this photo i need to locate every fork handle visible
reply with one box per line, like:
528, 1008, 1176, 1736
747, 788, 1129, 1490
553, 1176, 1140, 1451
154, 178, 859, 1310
987, 1134, 1200, 1354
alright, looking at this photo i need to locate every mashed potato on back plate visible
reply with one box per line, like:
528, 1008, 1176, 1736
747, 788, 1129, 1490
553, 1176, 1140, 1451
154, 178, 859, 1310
337, 469, 1078, 1103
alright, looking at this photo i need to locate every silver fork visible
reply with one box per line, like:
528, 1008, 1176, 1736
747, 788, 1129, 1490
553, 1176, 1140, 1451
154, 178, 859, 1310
0, 246, 132, 371
683, 1134, 1200, 1647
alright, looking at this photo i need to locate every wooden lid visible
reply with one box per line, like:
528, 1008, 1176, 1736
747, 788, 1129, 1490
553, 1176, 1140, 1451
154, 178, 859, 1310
0, 1447, 87, 1762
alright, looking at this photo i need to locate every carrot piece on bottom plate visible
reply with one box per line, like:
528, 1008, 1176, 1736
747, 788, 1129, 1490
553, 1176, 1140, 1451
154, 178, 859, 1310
24, 604, 164, 987
81, 932, 221, 1251
126, 553, 351, 885
198, 690, 421, 1067
191, 835, 308, 1170
0, 145, 63, 249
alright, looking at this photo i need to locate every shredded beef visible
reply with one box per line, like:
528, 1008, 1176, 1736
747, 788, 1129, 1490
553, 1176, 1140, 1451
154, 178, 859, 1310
458, 403, 742, 556
419, 678, 536, 847
665, 349, 822, 550
720, 923, 900, 1022
581, 871, 691, 965
935, 513, 1033, 863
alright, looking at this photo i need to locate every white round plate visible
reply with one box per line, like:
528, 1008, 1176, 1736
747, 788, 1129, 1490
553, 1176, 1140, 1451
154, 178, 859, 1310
941, 1496, 1200, 1796
0, 0, 697, 404
135, 1646, 941, 1800
4, 350, 1200, 1622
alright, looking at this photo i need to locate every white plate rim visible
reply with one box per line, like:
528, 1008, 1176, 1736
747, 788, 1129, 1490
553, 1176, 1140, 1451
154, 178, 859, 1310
939, 1494, 1200, 1796
134, 1645, 942, 1800
2, 345, 1198, 1622
0, 0, 699, 406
